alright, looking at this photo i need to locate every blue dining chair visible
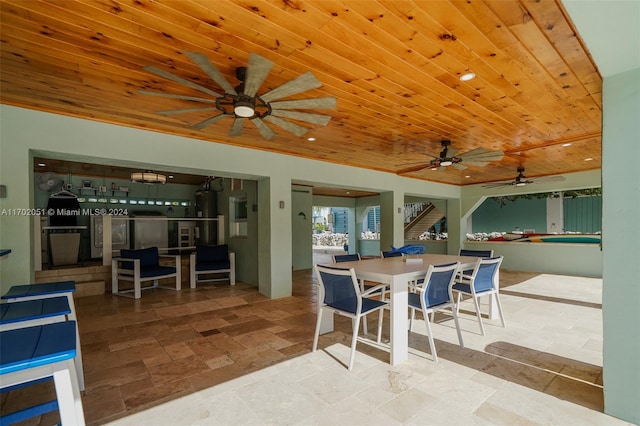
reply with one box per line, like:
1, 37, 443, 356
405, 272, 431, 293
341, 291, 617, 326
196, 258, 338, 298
458, 248, 495, 276
380, 250, 403, 258
453, 256, 505, 335
312, 265, 388, 370
333, 253, 388, 338
332, 253, 361, 263
408, 262, 464, 362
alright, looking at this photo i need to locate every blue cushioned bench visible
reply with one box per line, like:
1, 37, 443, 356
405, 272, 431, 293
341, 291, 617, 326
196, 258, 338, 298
0, 321, 85, 425
1, 281, 84, 391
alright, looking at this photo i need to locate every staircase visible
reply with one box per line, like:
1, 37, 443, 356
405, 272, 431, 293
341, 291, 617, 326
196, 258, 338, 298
404, 203, 444, 240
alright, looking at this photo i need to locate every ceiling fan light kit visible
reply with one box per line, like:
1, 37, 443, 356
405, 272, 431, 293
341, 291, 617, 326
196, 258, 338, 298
233, 96, 256, 118
141, 52, 336, 140
131, 171, 167, 185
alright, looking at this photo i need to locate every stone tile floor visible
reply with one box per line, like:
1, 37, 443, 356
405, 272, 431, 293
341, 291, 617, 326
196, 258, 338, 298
1, 254, 632, 425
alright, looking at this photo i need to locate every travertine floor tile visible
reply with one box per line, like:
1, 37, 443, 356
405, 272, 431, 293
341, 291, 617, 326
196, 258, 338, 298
3, 262, 629, 426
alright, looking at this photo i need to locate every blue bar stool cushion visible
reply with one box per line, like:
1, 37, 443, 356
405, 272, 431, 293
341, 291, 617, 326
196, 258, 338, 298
0, 297, 71, 325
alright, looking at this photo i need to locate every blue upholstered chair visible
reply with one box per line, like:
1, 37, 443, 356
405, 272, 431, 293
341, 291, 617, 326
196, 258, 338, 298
332, 252, 388, 338
332, 253, 361, 263
459, 249, 494, 258
408, 262, 464, 362
458, 248, 495, 276
453, 256, 505, 335
112, 247, 181, 299
190, 244, 235, 288
380, 250, 403, 258
312, 265, 388, 370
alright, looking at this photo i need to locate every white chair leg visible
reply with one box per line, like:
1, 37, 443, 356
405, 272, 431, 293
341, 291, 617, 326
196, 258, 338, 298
451, 307, 464, 348
349, 316, 361, 370
312, 309, 323, 352
175, 260, 181, 291
409, 307, 415, 331
472, 295, 485, 336
376, 309, 384, 343
424, 310, 438, 362
362, 316, 368, 336
494, 293, 506, 328
456, 292, 462, 314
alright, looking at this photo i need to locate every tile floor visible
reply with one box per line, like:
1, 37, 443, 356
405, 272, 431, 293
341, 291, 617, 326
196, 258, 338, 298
1, 254, 632, 425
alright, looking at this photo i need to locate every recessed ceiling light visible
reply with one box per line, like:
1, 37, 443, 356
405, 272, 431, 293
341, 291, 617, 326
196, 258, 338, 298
307, 137, 316, 142
585, 158, 593, 161
562, 143, 572, 147
465, 175, 471, 178
346, 191, 350, 194
460, 72, 476, 82
38, 163, 46, 167
168, 175, 174, 179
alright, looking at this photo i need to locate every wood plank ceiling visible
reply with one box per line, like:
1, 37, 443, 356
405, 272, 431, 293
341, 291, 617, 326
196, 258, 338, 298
1, 0, 602, 187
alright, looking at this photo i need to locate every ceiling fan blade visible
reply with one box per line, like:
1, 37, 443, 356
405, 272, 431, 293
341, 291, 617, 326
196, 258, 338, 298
260, 72, 322, 102
452, 163, 467, 170
143, 65, 222, 98
447, 148, 459, 157
158, 107, 219, 115
192, 114, 230, 130
228, 118, 245, 136
482, 181, 513, 188
184, 51, 238, 95
461, 161, 492, 167
138, 90, 217, 104
397, 164, 429, 174
269, 97, 337, 110
250, 117, 276, 140
459, 148, 504, 163
533, 175, 566, 183
263, 116, 308, 137
270, 110, 332, 126
243, 53, 274, 97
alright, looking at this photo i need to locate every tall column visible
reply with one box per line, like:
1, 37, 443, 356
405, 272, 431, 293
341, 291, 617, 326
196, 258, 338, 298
257, 175, 292, 299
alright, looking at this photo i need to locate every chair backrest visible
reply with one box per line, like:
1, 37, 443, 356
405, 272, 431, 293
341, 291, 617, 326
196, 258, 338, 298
470, 256, 503, 293
459, 248, 494, 258
196, 244, 229, 263
419, 262, 459, 308
120, 247, 160, 269
380, 250, 403, 258
332, 253, 361, 263
314, 265, 361, 314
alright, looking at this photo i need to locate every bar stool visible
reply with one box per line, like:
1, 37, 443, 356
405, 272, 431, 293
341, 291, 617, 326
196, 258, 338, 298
1, 281, 84, 390
0, 321, 85, 425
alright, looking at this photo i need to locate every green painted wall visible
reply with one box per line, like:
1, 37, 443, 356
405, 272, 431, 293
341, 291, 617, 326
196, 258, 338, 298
601, 67, 640, 423
472, 197, 547, 233
564, 196, 602, 233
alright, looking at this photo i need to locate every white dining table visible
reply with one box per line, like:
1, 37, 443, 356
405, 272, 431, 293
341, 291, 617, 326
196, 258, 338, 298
321, 253, 486, 365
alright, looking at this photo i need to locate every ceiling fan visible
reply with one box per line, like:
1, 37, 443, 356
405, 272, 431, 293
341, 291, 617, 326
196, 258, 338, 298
396, 140, 504, 174
482, 167, 566, 188
139, 52, 337, 140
